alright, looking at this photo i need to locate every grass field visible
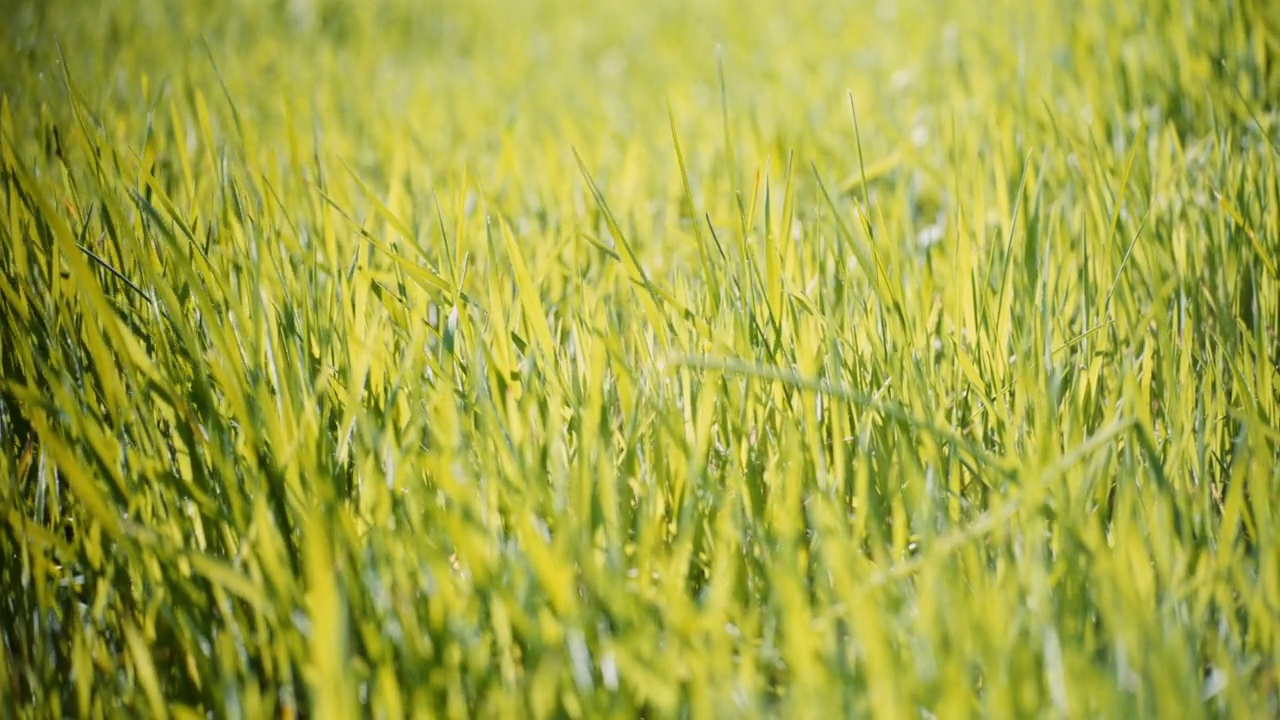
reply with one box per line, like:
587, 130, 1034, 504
1, 0, 1278, 716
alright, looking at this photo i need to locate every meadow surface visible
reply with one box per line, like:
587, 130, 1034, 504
1, 0, 1278, 717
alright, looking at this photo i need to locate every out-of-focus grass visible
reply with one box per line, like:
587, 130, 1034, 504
1, 0, 1277, 716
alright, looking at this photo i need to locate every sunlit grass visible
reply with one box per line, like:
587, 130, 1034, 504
1, 0, 1278, 716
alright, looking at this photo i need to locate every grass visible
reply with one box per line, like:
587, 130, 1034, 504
1, 0, 1277, 716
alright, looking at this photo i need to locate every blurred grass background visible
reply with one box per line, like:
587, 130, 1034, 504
1, 0, 1278, 717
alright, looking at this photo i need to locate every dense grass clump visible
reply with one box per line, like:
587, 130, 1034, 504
1, 0, 1278, 716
